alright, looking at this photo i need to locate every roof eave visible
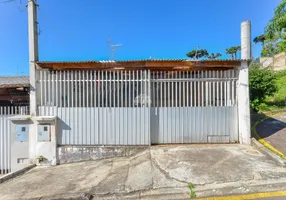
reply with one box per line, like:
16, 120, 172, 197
37, 60, 244, 70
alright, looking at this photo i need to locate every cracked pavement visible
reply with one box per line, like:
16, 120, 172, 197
1, 145, 286, 199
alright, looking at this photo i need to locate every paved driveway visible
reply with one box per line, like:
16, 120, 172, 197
256, 114, 286, 155
1, 145, 286, 200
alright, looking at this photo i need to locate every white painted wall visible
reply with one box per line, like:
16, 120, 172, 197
260, 52, 286, 71
28, 117, 57, 166
11, 124, 29, 172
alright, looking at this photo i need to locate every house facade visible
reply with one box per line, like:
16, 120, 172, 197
0, 0, 252, 172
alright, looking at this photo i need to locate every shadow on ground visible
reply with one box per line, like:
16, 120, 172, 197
254, 112, 286, 155
256, 117, 286, 138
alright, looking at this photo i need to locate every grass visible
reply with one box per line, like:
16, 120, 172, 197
262, 70, 286, 112
188, 183, 196, 199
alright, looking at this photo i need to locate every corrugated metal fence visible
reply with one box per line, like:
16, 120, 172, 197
39, 70, 151, 145
0, 106, 29, 174
39, 69, 238, 145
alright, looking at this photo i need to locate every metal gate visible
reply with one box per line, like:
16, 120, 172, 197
150, 70, 238, 144
39, 70, 151, 145
39, 69, 238, 145
0, 106, 29, 174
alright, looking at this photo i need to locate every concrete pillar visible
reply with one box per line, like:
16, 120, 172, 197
238, 21, 251, 144
28, 0, 39, 116
28, 0, 39, 162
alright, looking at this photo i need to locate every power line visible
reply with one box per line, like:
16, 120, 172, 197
17, 0, 26, 12
0, 0, 27, 12
0, 0, 16, 3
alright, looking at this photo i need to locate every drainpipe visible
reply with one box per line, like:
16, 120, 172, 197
238, 21, 251, 144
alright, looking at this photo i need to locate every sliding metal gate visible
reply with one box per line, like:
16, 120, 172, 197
150, 70, 238, 143
39, 70, 151, 145
39, 69, 238, 145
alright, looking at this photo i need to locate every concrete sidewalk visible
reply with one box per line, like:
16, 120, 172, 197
1, 145, 286, 200
256, 113, 286, 155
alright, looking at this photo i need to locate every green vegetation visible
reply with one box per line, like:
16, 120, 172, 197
186, 49, 222, 60
263, 70, 286, 111
249, 60, 286, 112
186, 49, 209, 60
225, 46, 241, 60
255, 0, 286, 56
188, 183, 196, 199
250, 1, 286, 112
206, 53, 222, 60
249, 63, 277, 111
38, 155, 47, 163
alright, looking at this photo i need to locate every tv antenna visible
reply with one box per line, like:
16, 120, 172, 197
107, 38, 122, 60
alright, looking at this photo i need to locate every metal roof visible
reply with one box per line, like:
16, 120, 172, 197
36, 59, 246, 71
37, 59, 246, 64
0, 76, 29, 88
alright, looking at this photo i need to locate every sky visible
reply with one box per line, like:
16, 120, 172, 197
0, 0, 281, 76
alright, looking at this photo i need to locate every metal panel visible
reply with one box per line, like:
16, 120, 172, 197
38, 69, 239, 145
156, 106, 238, 144
0, 106, 29, 174
151, 69, 238, 144
39, 107, 150, 145
37, 125, 50, 142
38, 70, 151, 146
15, 125, 29, 142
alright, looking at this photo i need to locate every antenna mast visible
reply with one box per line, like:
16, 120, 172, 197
107, 38, 122, 60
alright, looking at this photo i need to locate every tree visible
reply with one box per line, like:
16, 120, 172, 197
186, 49, 208, 60
206, 53, 222, 60
265, 0, 286, 38
249, 62, 277, 111
261, 41, 279, 56
225, 46, 241, 59
277, 33, 286, 52
260, 0, 286, 57
253, 34, 266, 48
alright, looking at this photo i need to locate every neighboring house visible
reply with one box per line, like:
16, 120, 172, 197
260, 52, 286, 71
0, 76, 29, 107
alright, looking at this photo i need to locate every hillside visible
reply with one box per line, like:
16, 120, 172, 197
263, 71, 286, 111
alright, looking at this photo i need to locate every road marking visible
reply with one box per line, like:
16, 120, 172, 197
196, 190, 286, 200
251, 111, 286, 160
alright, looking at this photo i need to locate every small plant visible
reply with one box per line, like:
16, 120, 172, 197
38, 155, 47, 163
188, 183, 196, 198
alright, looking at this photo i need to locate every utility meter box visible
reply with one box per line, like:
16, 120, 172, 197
37, 124, 51, 142
15, 125, 29, 142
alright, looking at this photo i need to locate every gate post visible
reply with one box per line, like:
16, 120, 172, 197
148, 70, 151, 146
238, 21, 251, 144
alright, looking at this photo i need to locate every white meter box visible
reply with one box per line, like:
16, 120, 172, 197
15, 125, 29, 142
37, 124, 51, 142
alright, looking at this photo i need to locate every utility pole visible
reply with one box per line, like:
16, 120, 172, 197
238, 21, 251, 144
28, 0, 39, 116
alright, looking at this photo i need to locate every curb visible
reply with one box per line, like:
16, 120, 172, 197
0, 164, 36, 184
251, 138, 286, 167
196, 190, 286, 200
251, 111, 286, 163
